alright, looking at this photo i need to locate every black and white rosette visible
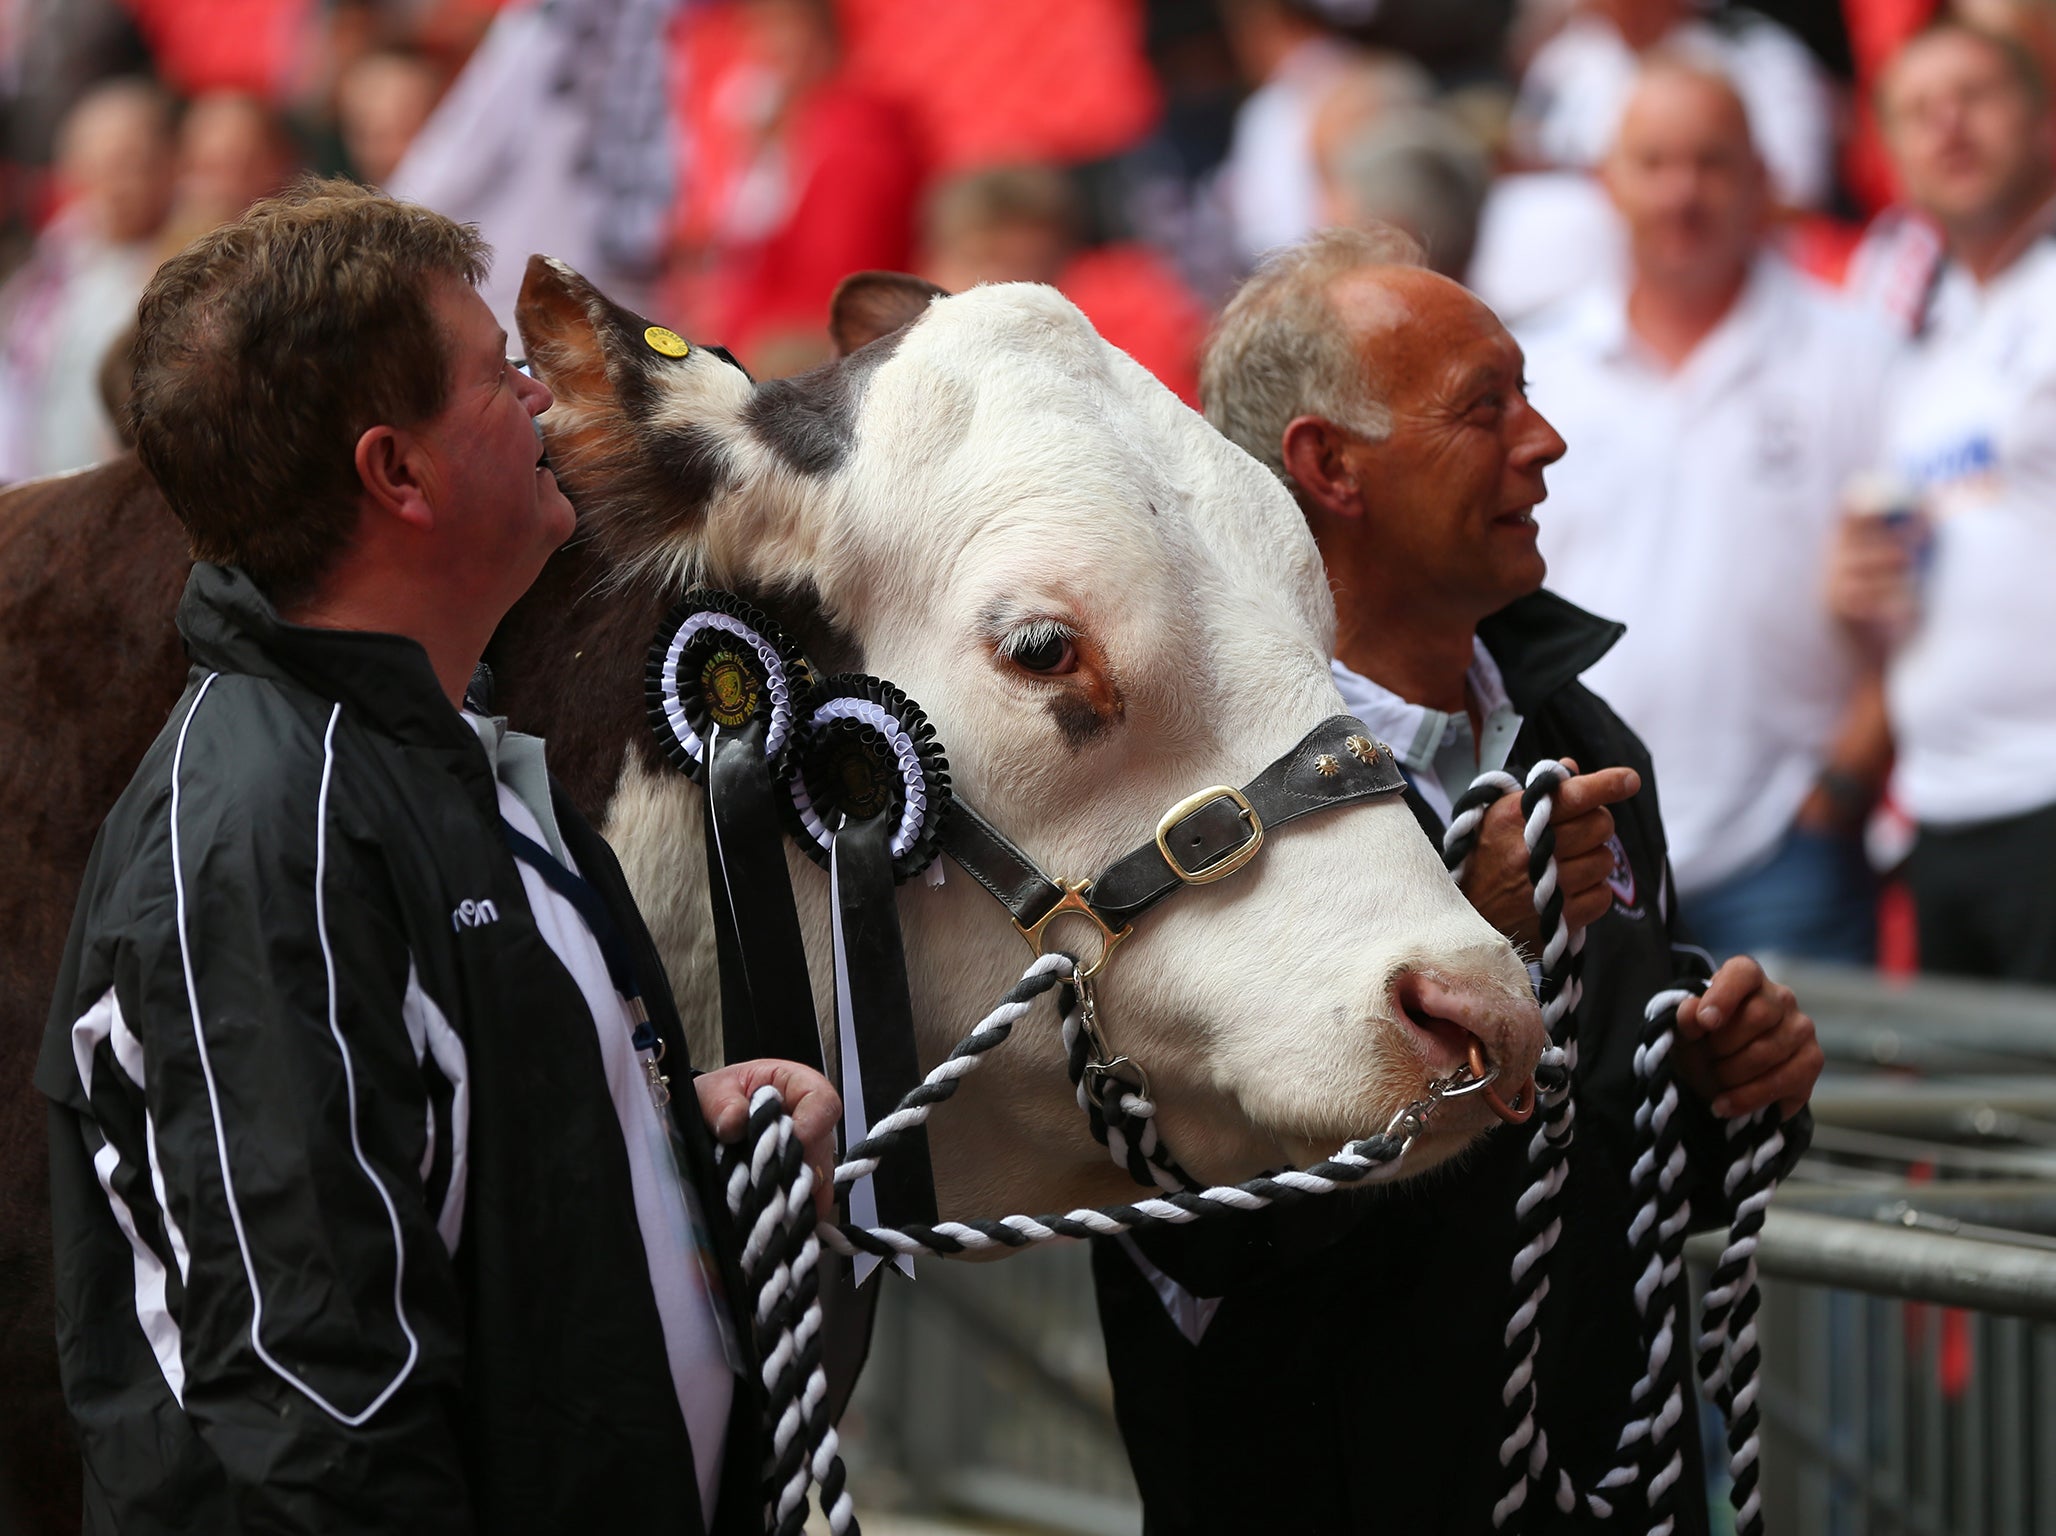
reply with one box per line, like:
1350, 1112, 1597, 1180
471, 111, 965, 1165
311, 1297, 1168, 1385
647, 588, 808, 780
646, 591, 823, 1071
783, 676, 950, 1280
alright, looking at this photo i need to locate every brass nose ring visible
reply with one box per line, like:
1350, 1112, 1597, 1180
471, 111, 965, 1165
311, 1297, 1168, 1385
1468, 1040, 1538, 1126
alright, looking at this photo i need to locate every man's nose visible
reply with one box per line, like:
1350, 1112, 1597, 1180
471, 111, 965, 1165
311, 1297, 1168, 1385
1513, 399, 1567, 470
510, 358, 556, 416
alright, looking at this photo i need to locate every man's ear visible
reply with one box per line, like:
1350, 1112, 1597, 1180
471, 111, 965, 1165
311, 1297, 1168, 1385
829, 272, 947, 357
1280, 415, 1367, 520
354, 423, 435, 532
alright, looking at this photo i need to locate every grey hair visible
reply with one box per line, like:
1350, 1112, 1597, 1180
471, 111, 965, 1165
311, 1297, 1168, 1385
1199, 224, 1426, 490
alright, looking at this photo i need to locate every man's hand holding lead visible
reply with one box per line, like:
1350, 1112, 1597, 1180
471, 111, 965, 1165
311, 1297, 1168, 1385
1674, 956, 1823, 1119
1459, 759, 1641, 952
697, 1060, 843, 1220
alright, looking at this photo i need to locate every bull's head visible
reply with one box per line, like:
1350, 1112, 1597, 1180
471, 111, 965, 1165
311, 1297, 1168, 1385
516, 258, 1542, 1218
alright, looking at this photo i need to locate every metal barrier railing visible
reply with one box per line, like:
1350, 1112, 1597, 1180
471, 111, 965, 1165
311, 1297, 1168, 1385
1732, 962, 2056, 1536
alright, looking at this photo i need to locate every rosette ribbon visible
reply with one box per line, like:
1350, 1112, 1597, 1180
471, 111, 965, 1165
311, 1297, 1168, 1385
646, 591, 823, 1073
785, 676, 952, 1282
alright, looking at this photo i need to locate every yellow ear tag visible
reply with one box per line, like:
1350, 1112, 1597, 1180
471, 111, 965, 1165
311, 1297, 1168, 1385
644, 325, 690, 359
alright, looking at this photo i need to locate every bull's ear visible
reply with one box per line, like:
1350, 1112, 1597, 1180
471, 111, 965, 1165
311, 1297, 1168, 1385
515, 255, 752, 563
829, 272, 947, 357
517, 255, 636, 414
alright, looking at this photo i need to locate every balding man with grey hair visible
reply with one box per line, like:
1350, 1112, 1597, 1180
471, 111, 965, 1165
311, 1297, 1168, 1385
1520, 57, 1898, 965
1089, 224, 1820, 1533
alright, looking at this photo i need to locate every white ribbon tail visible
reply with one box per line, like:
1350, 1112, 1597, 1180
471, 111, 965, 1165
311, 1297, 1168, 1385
830, 831, 913, 1283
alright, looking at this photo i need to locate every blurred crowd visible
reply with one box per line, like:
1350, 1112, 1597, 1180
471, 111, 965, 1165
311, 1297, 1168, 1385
3, 0, 2055, 984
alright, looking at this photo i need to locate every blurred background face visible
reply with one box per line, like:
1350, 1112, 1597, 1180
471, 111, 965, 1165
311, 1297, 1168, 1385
1882, 28, 2052, 235
922, 165, 1077, 290
739, 0, 840, 95
55, 83, 175, 245
336, 52, 442, 188
175, 93, 293, 234
1604, 66, 1767, 293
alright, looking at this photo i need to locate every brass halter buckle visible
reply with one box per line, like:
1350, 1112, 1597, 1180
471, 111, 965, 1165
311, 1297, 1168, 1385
1154, 784, 1265, 885
1014, 878, 1133, 979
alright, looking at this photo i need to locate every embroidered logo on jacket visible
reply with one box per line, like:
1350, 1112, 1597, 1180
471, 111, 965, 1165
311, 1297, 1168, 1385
451, 898, 501, 932
1604, 834, 1641, 915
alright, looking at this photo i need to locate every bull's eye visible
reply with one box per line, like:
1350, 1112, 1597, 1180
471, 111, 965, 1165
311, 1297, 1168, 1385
1001, 621, 1079, 676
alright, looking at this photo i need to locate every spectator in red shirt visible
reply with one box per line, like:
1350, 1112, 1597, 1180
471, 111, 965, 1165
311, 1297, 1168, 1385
677, 0, 923, 376
922, 163, 1203, 404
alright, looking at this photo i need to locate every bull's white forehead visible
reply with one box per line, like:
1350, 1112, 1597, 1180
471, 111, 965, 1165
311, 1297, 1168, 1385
837, 282, 1330, 644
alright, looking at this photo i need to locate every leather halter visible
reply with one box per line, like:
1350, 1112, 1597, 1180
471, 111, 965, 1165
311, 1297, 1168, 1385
940, 713, 1408, 976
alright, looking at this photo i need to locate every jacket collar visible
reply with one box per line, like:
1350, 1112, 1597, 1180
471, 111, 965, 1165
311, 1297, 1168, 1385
178, 562, 480, 754
1475, 588, 1623, 714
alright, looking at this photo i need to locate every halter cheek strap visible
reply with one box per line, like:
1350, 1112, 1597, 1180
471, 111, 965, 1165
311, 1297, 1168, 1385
939, 714, 1408, 966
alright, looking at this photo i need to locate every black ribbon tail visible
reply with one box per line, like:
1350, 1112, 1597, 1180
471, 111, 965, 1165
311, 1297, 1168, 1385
835, 813, 939, 1244
705, 721, 823, 1072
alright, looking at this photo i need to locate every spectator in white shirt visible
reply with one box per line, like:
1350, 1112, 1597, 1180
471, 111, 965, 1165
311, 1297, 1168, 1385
1829, 20, 2056, 983
1512, 0, 1836, 210
1475, 0, 1835, 327
1519, 58, 1898, 965
0, 79, 174, 482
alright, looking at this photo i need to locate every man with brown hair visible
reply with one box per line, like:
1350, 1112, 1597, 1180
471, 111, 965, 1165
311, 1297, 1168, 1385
36, 178, 836, 1535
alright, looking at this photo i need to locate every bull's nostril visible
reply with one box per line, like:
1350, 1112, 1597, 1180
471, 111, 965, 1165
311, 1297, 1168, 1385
1401, 994, 1440, 1034
1394, 973, 1480, 1038
1393, 972, 1493, 1076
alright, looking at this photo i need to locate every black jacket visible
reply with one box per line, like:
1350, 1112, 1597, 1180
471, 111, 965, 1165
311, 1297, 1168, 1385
37, 564, 761, 1535
1092, 591, 1811, 1535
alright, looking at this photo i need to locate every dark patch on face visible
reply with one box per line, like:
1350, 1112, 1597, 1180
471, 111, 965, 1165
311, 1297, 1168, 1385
1047, 690, 1109, 752
743, 323, 909, 479
636, 420, 733, 515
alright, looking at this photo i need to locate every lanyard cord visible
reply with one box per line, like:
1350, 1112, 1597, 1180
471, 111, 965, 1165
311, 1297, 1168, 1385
500, 819, 658, 1050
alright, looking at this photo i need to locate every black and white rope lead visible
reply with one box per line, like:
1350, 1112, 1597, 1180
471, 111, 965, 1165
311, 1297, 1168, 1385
719, 951, 1488, 1531
1445, 760, 1783, 1536
823, 954, 1459, 1259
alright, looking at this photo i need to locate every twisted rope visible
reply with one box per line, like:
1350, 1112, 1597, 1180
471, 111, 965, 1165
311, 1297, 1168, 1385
1060, 981, 1197, 1194
724, 1087, 855, 1536
1696, 1109, 1784, 1536
1445, 763, 1785, 1535
825, 992, 1435, 1254
1449, 761, 1591, 1526
1612, 988, 1698, 1536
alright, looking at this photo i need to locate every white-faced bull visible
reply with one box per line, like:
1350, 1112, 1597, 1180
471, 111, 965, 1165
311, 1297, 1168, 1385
497, 257, 1545, 1222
